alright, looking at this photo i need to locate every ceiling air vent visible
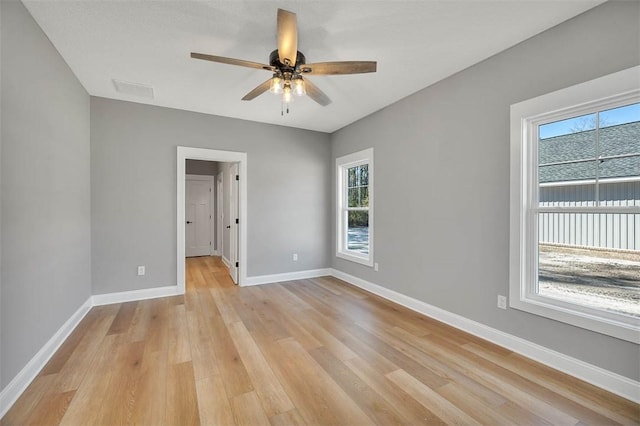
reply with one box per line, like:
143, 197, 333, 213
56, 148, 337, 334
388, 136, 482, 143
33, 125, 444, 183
112, 79, 154, 99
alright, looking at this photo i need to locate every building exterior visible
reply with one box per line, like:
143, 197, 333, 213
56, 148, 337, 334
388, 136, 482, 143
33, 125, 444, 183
538, 121, 639, 250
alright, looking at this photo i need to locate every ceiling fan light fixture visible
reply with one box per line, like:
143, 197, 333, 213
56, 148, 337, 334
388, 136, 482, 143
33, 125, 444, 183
270, 76, 284, 94
283, 85, 293, 103
293, 77, 305, 96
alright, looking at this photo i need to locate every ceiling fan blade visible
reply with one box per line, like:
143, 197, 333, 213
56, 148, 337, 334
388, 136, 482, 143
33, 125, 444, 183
303, 78, 331, 106
277, 9, 298, 66
241, 79, 273, 101
300, 61, 377, 75
191, 52, 274, 71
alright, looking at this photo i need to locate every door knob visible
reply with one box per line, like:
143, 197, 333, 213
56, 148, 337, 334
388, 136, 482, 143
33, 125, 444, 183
186, 221, 192, 224
226, 225, 231, 229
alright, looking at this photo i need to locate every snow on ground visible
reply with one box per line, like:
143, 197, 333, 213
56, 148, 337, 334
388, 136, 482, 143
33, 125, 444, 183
538, 245, 639, 318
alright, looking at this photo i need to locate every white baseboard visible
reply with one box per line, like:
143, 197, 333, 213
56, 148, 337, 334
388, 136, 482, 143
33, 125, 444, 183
91, 285, 182, 306
330, 268, 640, 404
0, 297, 92, 419
244, 268, 332, 287
221, 256, 230, 268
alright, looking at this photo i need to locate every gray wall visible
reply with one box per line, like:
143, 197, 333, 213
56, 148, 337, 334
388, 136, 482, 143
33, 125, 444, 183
1, 0, 91, 388
91, 98, 331, 294
331, 1, 640, 381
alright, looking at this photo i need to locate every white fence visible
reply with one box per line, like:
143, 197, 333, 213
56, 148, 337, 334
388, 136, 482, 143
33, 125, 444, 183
539, 181, 639, 251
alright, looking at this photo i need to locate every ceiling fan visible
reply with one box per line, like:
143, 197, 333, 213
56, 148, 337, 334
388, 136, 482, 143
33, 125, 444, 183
191, 9, 377, 113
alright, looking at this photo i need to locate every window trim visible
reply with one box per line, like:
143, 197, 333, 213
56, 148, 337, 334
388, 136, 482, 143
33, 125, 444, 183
509, 66, 640, 344
336, 148, 374, 266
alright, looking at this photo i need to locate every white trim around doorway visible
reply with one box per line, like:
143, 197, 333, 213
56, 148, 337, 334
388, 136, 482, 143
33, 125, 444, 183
177, 147, 248, 292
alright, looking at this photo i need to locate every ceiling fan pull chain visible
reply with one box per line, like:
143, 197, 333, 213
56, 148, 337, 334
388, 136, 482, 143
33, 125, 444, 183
281, 100, 291, 115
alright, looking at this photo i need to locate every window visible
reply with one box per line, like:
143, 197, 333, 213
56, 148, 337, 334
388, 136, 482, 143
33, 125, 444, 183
510, 66, 640, 343
337, 148, 374, 266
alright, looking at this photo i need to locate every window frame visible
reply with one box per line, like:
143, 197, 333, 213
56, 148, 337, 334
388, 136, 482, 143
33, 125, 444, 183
509, 66, 640, 344
336, 148, 374, 266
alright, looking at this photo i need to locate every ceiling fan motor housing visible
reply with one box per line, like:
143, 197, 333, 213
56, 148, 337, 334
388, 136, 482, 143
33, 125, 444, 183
269, 49, 306, 73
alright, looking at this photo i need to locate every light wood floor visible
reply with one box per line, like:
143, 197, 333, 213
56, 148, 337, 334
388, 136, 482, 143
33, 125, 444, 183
2, 256, 638, 425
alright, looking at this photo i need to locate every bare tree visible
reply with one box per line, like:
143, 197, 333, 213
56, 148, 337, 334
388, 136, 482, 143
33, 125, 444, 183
569, 115, 612, 133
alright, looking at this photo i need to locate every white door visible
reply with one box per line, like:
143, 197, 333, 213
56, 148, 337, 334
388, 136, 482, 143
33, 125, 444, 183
185, 177, 212, 257
229, 163, 239, 283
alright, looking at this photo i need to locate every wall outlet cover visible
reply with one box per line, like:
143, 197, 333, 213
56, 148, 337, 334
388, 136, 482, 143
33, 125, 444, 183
498, 295, 507, 310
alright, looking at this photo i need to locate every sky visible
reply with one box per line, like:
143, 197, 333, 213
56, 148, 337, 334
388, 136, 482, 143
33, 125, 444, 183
539, 102, 640, 139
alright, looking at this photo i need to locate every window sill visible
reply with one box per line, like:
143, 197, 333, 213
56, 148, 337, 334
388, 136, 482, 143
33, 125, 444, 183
510, 294, 640, 344
336, 251, 373, 267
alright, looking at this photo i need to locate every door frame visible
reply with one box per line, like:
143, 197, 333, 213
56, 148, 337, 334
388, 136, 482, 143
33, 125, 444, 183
216, 172, 223, 258
185, 174, 215, 257
177, 147, 247, 292
228, 163, 239, 282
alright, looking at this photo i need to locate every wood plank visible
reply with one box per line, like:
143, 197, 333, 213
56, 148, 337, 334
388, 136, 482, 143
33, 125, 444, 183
107, 301, 138, 335
129, 346, 169, 426
195, 375, 235, 426
386, 369, 482, 426
365, 322, 506, 407
22, 390, 75, 426
145, 298, 170, 353
92, 340, 146, 425
463, 341, 634, 425
269, 409, 306, 426
54, 306, 119, 392
309, 346, 407, 425
436, 382, 516, 425
420, 334, 581, 426
186, 302, 221, 380
211, 286, 243, 325
1, 374, 59, 425
227, 320, 294, 417
166, 361, 200, 426
294, 313, 359, 362
231, 391, 271, 426
202, 290, 254, 397
126, 300, 152, 342
342, 321, 449, 389
59, 333, 127, 425
344, 357, 446, 425
258, 336, 372, 425
38, 309, 101, 376
168, 303, 192, 365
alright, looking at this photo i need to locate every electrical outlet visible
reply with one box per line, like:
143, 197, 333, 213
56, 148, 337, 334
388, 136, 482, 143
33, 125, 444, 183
293, 253, 298, 261
137, 265, 145, 276
497, 295, 507, 310
374, 262, 379, 272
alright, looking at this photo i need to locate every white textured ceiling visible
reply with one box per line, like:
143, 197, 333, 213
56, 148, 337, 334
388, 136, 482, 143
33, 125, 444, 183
23, 0, 604, 133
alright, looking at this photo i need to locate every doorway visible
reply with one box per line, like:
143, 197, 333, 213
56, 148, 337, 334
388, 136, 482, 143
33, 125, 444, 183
177, 147, 247, 293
